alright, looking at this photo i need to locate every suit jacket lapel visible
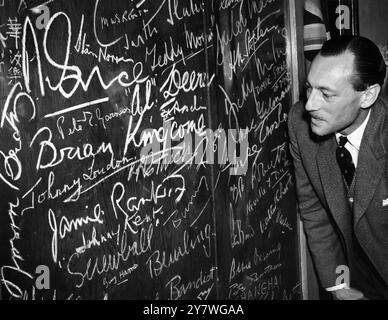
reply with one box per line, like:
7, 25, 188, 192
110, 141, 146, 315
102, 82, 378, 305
354, 100, 387, 226
316, 135, 350, 230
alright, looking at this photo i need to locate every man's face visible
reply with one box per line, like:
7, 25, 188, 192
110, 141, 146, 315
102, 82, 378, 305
305, 51, 365, 136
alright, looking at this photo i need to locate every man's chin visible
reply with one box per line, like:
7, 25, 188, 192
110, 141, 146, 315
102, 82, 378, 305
310, 124, 329, 137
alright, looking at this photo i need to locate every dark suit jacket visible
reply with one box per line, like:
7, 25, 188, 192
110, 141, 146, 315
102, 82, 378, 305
288, 97, 388, 289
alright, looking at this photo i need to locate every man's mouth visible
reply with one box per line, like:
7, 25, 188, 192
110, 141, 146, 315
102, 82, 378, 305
310, 114, 323, 121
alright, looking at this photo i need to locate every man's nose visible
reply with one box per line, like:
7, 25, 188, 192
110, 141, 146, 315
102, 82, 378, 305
305, 89, 320, 112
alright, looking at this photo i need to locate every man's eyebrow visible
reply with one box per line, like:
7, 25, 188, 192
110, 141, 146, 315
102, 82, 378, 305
305, 81, 336, 92
317, 86, 336, 92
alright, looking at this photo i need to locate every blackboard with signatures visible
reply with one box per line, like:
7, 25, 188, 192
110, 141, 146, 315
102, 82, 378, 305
0, 0, 301, 300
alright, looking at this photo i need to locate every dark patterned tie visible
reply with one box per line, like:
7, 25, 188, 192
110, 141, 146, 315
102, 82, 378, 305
336, 136, 355, 187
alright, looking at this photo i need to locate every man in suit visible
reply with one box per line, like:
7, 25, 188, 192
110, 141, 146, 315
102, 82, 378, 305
288, 35, 388, 300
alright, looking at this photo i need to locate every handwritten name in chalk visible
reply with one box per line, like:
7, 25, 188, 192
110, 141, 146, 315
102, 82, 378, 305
219, 0, 243, 10
184, 23, 213, 50
118, 263, 139, 280
103, 275, 127, 290
230, 176, 244, 204
165, 266, 216, 300
254, 243, 282, 265
124, 18, 158, 49
48, 204, 105, 263
216, 4, 247, 66
182, 175, 209, 219
56, 110, 106, 139
251, 142, 289, 185
248, 263, 283, 285
30, 126, 114, 171
247, 0, 278, 19
76, 224, 121, 255
110, 181, 183, 234
229, 274, 281, 300
145, 36, 185, 71
76, 14, 137, 64
229, 257, 252, 283
229, 203, 255, 249
146, 223, 212, 279
160, 95, 207, 122
254, 99, 290, 145
196, 283, 215, 300
246, 191, 265, 216
259, 172, 293, 235
0, 199, 34, 299
0, 82, 36, 190
21, 172, 81, 211
100, 7, 148, 30
67, 224, 153, 288
160, 63, 214, 99
166, 0, 205, 26
22, 12, 148, 99
275, 212, 293, 232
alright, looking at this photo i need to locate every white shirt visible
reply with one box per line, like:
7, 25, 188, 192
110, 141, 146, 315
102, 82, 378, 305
335, 110, 371, 168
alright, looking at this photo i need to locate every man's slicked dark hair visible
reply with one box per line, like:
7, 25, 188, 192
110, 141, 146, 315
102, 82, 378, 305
319, 35, 386, 91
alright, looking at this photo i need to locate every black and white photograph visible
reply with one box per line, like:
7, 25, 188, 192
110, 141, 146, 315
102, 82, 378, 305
0, 0, 387, 307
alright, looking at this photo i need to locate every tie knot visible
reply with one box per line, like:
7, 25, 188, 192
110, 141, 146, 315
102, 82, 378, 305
338, 136, 348, 147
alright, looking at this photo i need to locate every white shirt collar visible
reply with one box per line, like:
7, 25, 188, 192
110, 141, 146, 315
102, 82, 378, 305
335, 109, 371, 151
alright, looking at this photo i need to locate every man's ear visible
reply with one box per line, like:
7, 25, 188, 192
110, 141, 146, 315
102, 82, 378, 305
360, 84, 381, 109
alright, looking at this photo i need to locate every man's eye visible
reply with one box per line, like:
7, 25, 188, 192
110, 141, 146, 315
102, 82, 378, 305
322, 92, 333, 99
